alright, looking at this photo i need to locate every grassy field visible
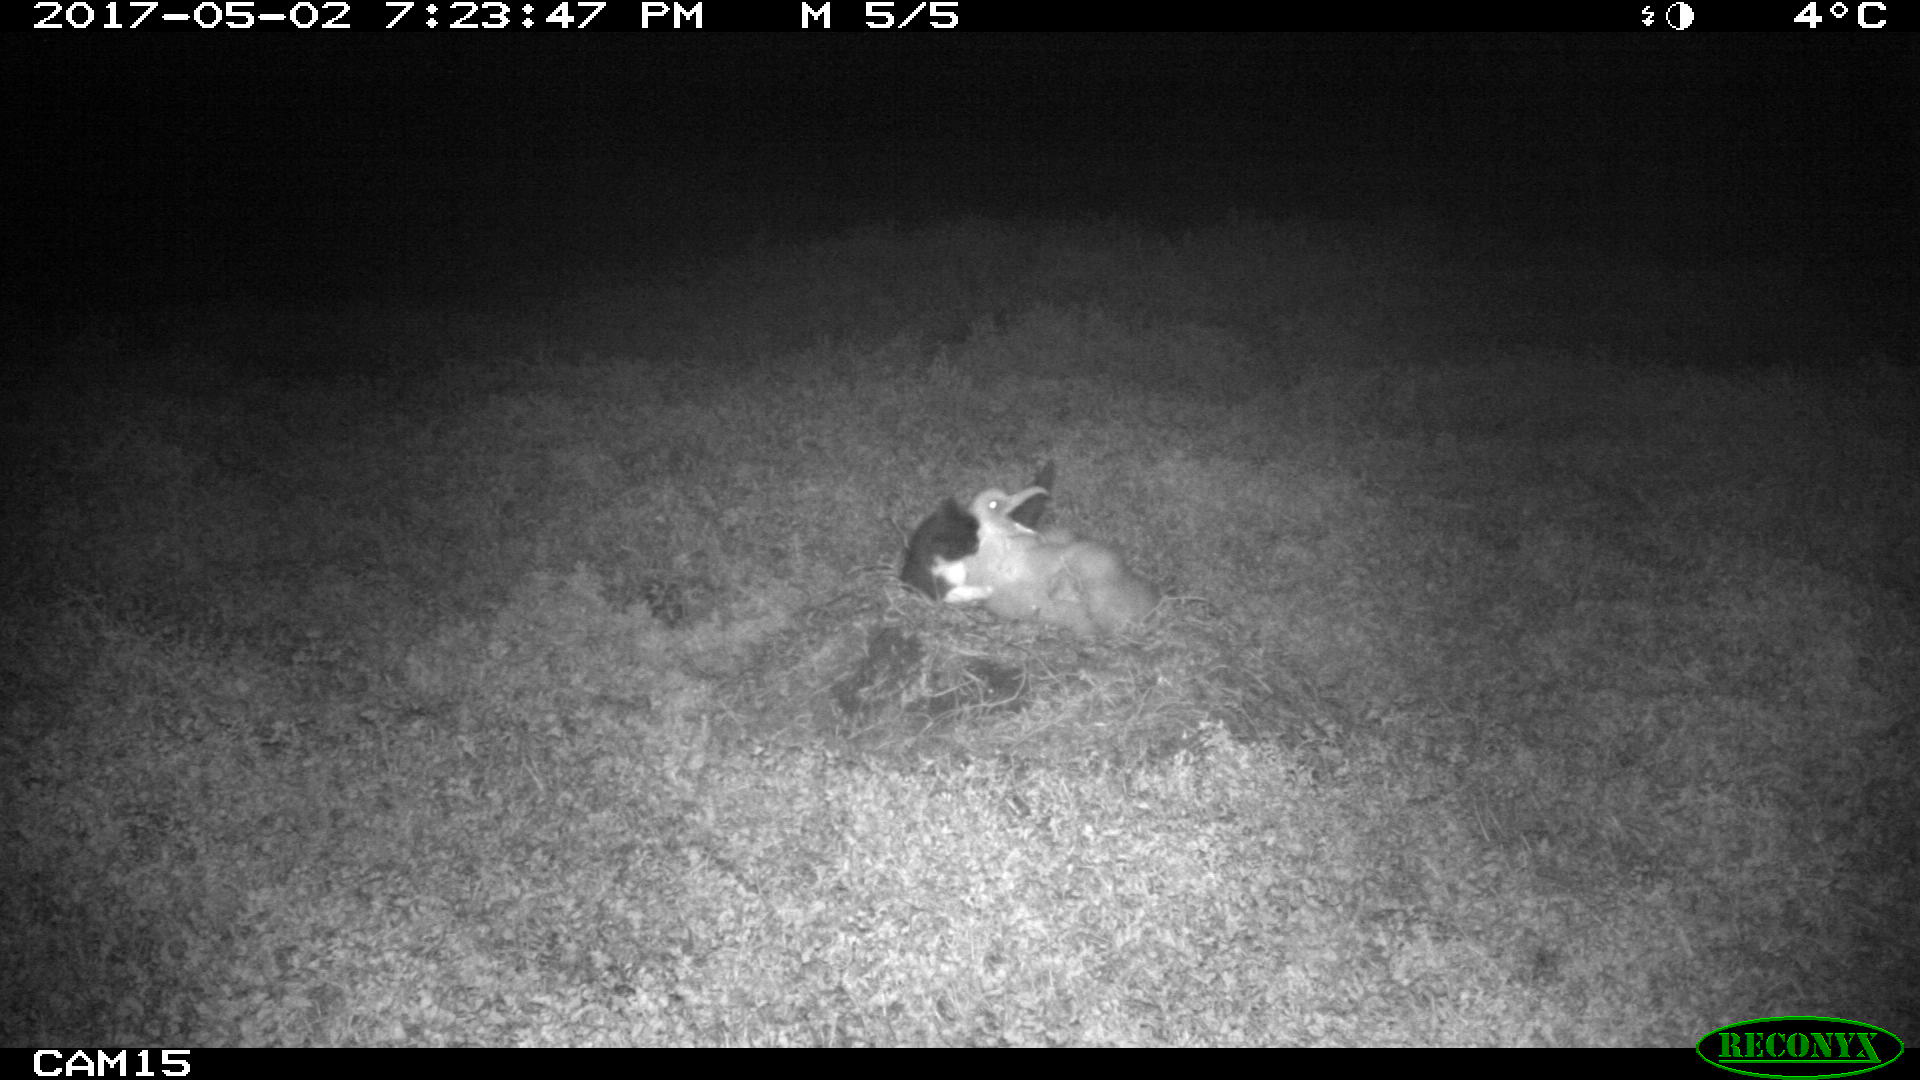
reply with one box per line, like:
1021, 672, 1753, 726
3, 216, 1913, 1045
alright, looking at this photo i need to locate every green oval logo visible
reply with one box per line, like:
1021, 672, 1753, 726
1698, 1016, 1905, 1079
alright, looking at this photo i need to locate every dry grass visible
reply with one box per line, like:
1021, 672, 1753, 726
2, 217, 1913, 1045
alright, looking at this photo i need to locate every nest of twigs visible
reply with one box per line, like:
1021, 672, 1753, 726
709, 570, 1305, 768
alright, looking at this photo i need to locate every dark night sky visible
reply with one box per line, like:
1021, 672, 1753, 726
11, 34, 1915, 317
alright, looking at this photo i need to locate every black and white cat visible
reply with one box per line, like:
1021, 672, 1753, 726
901, 462, 1054, 601
901, 462, 1158, 636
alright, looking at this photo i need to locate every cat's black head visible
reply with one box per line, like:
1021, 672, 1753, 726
901, 497, 978, 599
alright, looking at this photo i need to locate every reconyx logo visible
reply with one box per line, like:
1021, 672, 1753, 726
1697, 1016, 1904, 1079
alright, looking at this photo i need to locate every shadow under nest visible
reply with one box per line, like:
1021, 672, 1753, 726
829, 624, 1037, 743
